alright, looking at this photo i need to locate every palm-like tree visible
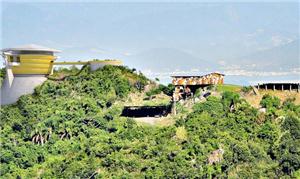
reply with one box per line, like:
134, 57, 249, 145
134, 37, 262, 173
59, 128, 72, 140
31, 124, 52, 145
58, 121, 76, 140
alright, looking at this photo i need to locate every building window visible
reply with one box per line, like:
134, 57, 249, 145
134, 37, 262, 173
9, 56, 13, 62
15, 56, 20, 63
10, 56, 21, 66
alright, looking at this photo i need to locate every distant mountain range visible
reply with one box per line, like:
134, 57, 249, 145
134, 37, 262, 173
126, 40, 299, 85
232, 40, 299, 71
129, 40, 299, 74
128, 47, 218, 72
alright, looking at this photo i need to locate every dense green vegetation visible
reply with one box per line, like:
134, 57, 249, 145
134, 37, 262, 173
0, 67, 6, 86
1, 66, 299, 178
145, 84, 175, 97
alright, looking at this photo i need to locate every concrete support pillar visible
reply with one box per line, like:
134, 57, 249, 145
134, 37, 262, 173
191, 93, 194, 104
281, 84, 284, 91
265, 84, 267, 91
290, 84, 292, 91
172, 101, 176, 115
257, 84, 260, 90
273, 84, 275, 91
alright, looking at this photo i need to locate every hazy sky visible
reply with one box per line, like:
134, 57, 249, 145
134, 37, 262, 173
1, 1, 299, 84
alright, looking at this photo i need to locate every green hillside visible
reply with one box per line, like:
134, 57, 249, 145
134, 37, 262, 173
1, 66, 300, 178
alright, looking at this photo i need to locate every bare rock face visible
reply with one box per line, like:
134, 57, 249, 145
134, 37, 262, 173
143, 84, 152, 93
208, 148, 224, 165
259, 108, 267, 113
251, 86, 260, 95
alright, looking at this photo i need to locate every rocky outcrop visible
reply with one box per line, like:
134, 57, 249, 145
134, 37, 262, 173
208, 148, 224, 165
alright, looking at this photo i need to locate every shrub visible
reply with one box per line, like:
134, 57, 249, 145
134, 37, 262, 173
146, 84, 174, 97
193, 96, 224, 117
221, 91, 240, 111
241, 86, 252, 93
260, 94, 280, 109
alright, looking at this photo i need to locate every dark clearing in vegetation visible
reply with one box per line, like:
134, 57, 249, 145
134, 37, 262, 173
1, 66, 300, 178
121, 105, 172, 117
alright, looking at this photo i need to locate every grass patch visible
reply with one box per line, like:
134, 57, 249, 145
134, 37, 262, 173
143, 96, 171, 106
125, 92, 171, 107
216, 84, 242, 93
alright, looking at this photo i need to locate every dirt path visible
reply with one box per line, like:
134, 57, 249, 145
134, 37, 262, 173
133, 116, 174, 126
133, 117, 158, 125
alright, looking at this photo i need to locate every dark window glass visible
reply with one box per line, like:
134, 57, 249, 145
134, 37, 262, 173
16, 56, 20, 63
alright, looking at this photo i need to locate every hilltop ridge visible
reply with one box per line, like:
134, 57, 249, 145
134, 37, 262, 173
0, 65, 300, 178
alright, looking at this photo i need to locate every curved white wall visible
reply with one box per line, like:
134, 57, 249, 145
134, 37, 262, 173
1, 75, 47, 105
89, 61, 122, 71
90, 63, 106, 71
